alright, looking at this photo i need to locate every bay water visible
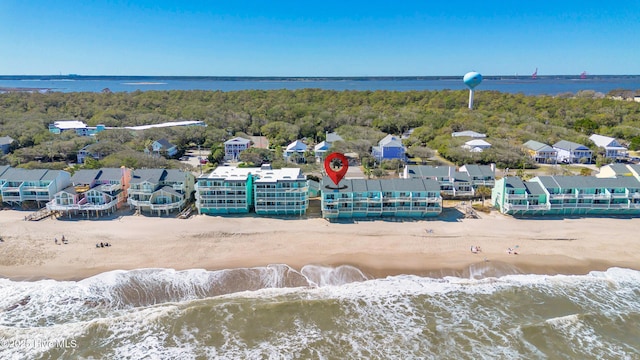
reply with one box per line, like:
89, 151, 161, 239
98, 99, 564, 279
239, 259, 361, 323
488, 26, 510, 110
1, 76, 639, 95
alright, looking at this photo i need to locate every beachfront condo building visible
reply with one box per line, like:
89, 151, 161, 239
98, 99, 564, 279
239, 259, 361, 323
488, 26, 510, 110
254, 168, 308, 215
0, 166, 71, 206
196, 166, 253, 214
321, 177, 442, 219
127, 169, 195, 215
458, 164, 496, 189
47, 167, 132, 217
403, 164, 495, 197
195, 165, 308, 215
492, 175, 640, 216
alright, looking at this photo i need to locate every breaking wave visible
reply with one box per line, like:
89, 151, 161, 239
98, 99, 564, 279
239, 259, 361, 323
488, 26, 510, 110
1, 266, 639, 359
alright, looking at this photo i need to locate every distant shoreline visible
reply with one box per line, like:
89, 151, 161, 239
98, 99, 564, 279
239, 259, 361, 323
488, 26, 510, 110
2, 74, 640, 81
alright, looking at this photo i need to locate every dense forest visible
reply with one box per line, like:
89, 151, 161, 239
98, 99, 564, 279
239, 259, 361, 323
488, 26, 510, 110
1, 88, 639, 171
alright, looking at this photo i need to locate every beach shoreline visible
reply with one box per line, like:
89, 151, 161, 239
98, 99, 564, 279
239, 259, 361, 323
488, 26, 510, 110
1, 209, 638, 281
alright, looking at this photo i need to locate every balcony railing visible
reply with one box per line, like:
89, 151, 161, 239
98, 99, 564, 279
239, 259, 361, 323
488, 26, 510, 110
150, 199, 185, 211
576, 193, 610, 199
99, 184, 121, 192
528, 204, 550, 210
505, 193, 527, 199
201, 194, 246, 200
1, 186, 22, 191
610, 192, 629, 199
505, 203, 550, 211
47, 199, 118, 211
549, 193, 576, 199
322, 208, 340, 214
128, 199, 151, 207
0, 194, 21, 201
505, 204, 529, 210
21, 185, 50, 191
128, 189, 154, 195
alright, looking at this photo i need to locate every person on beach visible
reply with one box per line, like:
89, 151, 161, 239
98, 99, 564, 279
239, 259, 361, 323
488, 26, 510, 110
54, 238, 58, 245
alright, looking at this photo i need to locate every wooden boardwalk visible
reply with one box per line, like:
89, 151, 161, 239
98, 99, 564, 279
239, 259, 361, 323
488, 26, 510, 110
25, 208, 57, 221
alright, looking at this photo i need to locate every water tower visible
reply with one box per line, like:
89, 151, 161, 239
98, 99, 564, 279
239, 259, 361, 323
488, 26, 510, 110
463, 72, 482, 109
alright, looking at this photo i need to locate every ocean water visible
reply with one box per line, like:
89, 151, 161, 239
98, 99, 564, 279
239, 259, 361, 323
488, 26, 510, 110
0, 76, 639, 95
1, 265, 639, 359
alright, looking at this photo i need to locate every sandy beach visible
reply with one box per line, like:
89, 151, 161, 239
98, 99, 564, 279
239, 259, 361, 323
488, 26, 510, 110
0, 208, 638, 281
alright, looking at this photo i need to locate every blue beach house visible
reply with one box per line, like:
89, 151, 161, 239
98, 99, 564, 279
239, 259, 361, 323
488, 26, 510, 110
150, 138, 178, 158
372, 134, 406, 162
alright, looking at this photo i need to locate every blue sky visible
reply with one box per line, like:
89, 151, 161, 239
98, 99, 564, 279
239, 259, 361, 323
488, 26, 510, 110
1, 1, 638, 76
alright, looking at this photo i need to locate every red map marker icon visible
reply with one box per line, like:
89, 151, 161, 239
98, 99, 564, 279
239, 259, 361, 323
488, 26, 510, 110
324, 152, 349, 186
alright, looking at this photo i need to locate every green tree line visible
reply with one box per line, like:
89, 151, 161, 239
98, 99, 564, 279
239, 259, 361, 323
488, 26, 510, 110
1, 88, 639, 169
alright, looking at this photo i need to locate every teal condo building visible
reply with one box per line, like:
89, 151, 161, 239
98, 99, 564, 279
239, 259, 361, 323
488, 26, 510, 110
321, 177, 442, 219
195, 165, 308, 215
492, 175, 640, 215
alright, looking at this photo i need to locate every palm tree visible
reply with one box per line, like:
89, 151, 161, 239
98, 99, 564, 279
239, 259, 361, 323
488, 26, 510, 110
475, 186, 492, 204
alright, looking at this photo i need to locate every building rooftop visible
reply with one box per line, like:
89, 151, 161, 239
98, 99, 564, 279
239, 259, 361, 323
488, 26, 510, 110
285, 140, 307, 152
460, 164, 495, 178
71, 169, 101, 185
452, 130, 486, 138
378, 134, 404, 148
503, 176, 526, 190
523, 140, 555, 152
52, 120, 87, 130
224, 137, 251, 145
201, 166, 305, 182
553, 140, 590, 151
326, 132, 344, 143
254, 167, 305, 183
314, 141, 330, 152
604, 164, 633, 176
0, 165, 12, 177
464, 139, 491, 147
534, 175, 640, 189
405, 165, 453, 178
123, 120, 205, 131
154, 138, 175, 149
322, 177, 440, 193
130, 169, 166, 184
524, 181, 546, 195
155, 185, 182, 197
0, 136, 15, 146
1, 168, 52, 182
97, 168, 125, 181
